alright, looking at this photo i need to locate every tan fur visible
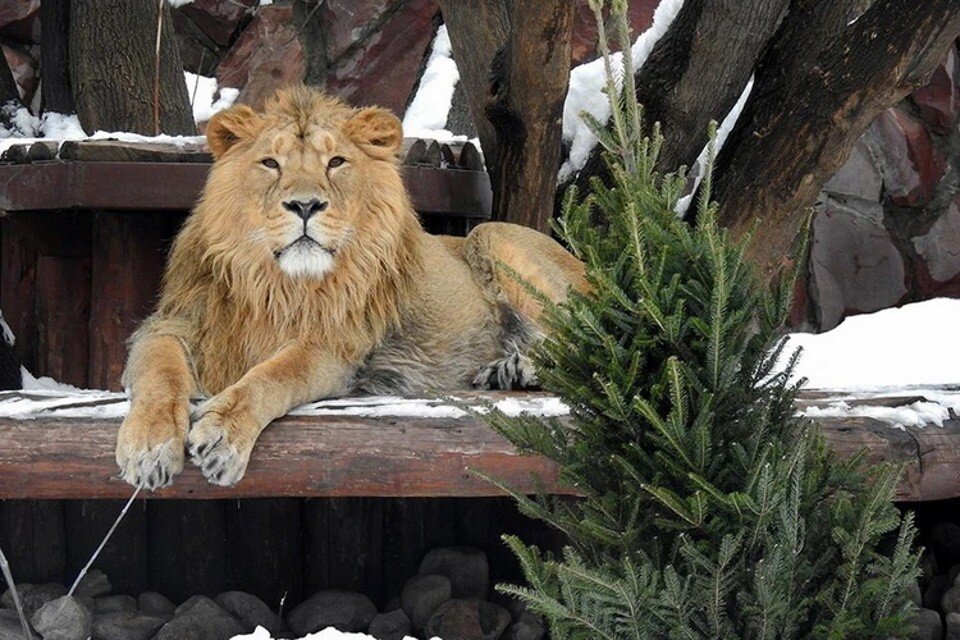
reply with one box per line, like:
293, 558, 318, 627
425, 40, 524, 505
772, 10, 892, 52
116, 86, 585, 490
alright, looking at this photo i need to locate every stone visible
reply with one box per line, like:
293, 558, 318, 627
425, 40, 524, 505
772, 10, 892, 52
92, 612, 166, 640
924, 574, 951, 610
912, 47, 959, 135
947, 611, 960, 640
368, 608, 412, 640
934, 523, 960, 566
401, 574, 452, 632
823, 138, 882, 204
178, 0, 256, 47
0, 0, 37, 30
419, 547, 490, 599
94, 595, 136, 614
909, 581, 923, 607
30, 596, 92, 640
286, 590, 378, 636
569, 0, 656, 66
809, 198, 906, 330
383, 596, 401, 613
173, 595, 231, 619
215, 591, 279, 635
914, 195, 960, 293
0, 609, 32, 640
424, 599, 511, 640
2, 584, 67, 620
912, 608, 943, 640
2, 45, 36, 103
217, 5, 304, 110
137, 592, 176, 618
73, 570, 111, 600
504, 612, 546, 640
870, 106, 947, 208
152, 612, 244, 640
946, 586, 960, 615
323, 0, 438, 116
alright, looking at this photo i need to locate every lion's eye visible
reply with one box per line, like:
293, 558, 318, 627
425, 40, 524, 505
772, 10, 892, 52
328, 156, 346, 169
261, 158, 280, 169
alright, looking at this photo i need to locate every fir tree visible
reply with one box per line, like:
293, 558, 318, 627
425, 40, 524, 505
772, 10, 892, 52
485, 2, 920, 638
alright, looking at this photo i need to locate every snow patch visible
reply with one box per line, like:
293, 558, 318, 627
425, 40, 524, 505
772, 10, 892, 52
232, 625, 432, 640
166, 0, 195, 7
558, 0, 686, 182
185, 71, 239, 124
402, 25, 463, 143
802, 400, 952, 430
780, 298, 960, 390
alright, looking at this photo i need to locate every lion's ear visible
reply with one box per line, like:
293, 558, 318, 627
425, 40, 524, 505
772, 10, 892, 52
343, 107, 403, 159
206, 105, 262, 159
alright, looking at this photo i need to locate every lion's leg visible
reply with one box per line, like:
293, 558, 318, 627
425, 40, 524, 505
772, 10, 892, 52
117, 333, 196, 490
187, 343, 354, 486
463, 223, 586, 390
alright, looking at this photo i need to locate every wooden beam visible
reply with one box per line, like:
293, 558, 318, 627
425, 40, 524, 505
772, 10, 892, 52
0, 407, 569, 500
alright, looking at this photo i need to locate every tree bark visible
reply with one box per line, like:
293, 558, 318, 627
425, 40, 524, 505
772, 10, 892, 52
571, 0, 790, 193
40, 0, 75, 115
439, 0, 573, 232
713, 0, 960, 276
69, 0, 194, 135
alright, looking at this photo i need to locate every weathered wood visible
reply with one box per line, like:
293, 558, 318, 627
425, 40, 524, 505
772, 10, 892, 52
402, 138, 427, 165
380, 498, 457, 603
0, 401, 571, 500
326, 499, 385, 603
60, 140, 212, 163
0, 162, 491, 220
420, 141, 442, 167
714, 0, 960, 276
40, 0, 75, 115
148, 500, 227, 601
70, 0, 195, 135
63, 499, 149, 596
0, 500, 66, 584
225, 498, 303, 607
36, 251, 91, 388
0, 218, 39, 375
458, 142, 484, 171
89, 212, 174, 390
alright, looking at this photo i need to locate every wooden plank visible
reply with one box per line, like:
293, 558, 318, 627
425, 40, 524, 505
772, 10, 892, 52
0, 162, 492, 219
224, 498, 303, 608
0, 500, 66, 584
0, 405, 571, 500
63, 499, 148, 596
0, 217, 38, 375
36, 255, 91, 387
60, 140, 212, 163
88, 212, 175, 390
148, 500, 227, 601
326, 498, 384, 603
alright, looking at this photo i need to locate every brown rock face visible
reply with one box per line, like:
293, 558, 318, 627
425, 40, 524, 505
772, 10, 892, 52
569, 0, 657, 66
0, 0, 38, 30
912, 47, 959, 135
178, 0, 257, 48
217, 5, 305, 109
323, 0, 438, 114
914, 195, 960, 298
871, 107, 947, 208
2, 45, 36, 103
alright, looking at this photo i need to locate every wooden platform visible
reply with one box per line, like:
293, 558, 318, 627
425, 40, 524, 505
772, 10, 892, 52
0, 389, 957, 502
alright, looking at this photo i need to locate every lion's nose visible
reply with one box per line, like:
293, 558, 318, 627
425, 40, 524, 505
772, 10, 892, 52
282, 198, 328, 221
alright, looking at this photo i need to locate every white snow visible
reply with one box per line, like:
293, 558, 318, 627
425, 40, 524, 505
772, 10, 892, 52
558, 0, 686, 182
166, 0, 195, 7
184, 71, 239, 124
803, 400, 953, 429
674, 76, 753, 217
781, 298, 960, 390
232, 625, 435, 640
402, 25, 465, 144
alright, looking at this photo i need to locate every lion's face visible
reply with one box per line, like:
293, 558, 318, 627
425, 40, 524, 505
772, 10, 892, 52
202, 90, 406, 279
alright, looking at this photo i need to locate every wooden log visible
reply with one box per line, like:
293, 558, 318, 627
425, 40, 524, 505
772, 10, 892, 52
63, 499, 148, 596
88, 212, 176, 390
458, 141, 484, 171
401, 138, 427, 165
420, 141, 442, 167
148, 500, 227, 601
0, 500, 66, 584
59, 140, 212, 163
225, 498, 303, 608
0, 399, 572, 500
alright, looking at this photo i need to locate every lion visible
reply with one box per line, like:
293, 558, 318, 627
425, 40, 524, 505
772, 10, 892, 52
116, 86, 586, 490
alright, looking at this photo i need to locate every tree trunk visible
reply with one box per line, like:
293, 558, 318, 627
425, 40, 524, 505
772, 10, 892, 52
40, 0, 75, 115
713, 0, 960, 276
439, 0, 573, 232
571, 0, 790, 195
69, 0, 194, 135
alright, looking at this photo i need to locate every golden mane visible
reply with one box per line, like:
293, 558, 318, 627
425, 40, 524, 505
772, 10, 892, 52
152, 87, 423, 394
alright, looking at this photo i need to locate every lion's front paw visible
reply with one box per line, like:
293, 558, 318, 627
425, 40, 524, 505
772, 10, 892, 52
473, 351, 540, 390
116, 403, 188, 491
187, 387, 260, 487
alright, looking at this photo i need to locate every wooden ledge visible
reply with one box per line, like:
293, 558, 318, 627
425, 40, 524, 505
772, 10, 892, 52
0, 389, 957, 501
